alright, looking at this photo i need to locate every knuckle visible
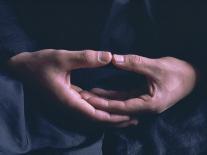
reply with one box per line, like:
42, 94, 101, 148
162, 56, 175, 61
57, 49, 67, 53
128, 55, 142, 66
55, 51, 66, 62
82, 50, 93, 63
82, 50, 97, 65
52, 50, 71, 67
51, 49, 64, 58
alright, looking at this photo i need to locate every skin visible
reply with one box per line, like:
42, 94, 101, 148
8, 50, 197, 127
82, 54, 197, 118
8, 49, 137, 127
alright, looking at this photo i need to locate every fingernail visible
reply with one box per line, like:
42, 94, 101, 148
113, 54, 124, 64
98, 52, 111, 64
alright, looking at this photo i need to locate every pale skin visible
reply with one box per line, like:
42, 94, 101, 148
83, 54, 197, 116
8, 49, 137, 127
8, 50, 197, 127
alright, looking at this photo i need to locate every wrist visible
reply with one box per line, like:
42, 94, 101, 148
8, 52, 30, 65
5, 52, 32, 75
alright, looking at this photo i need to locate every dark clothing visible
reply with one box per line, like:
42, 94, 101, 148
0, 0, 206, 155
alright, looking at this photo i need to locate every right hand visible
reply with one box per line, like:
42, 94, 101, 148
8, 49, 137, 126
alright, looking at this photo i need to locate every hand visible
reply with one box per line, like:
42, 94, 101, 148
8, 49, 136, 125
83, 54, 197, 115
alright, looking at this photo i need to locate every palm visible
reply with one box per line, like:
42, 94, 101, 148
9, 49, 132, 124
82, 56, 197, 115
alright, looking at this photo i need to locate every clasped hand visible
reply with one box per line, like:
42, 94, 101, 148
9, 49, 197, 127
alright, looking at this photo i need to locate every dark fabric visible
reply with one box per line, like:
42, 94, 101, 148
0, 0, 206, 154
0, 0, 35, 65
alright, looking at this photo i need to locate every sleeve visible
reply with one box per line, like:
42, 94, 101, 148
150, 1, 207, 94
0, 0, 35, 66
0, 1, 102, 153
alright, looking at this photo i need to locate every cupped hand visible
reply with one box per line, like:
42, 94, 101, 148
82, 54, 197, 115
8, 49, 136, 126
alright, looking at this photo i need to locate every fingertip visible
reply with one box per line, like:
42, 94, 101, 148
88, 109, 110, 122
112, 115, 131, 121
112, 54, 125, 64
124, 115, 131, 121
98, 51, 112, 64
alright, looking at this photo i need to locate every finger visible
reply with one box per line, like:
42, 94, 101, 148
79, 91, 139, 122
62, 50, 112, 70
112, 119, 139, 128
112, 54, 159, 78
107, 114, 132, 123
80, 90, 99, 100
87, 96, 128, 114
71, 85, 83, 92
63, 89, 131, 123
90, 88, 129, 100
87, 95, 152, 115
54, 81, 131, 123
81, 89, 120, 100
91, 88, 142, 100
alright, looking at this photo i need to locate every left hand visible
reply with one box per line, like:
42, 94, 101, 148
8, 50, 138, 128
81, 54, 197, 115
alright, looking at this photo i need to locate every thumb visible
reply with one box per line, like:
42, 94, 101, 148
64, 50, 112, 70
112, 54, 158, 77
